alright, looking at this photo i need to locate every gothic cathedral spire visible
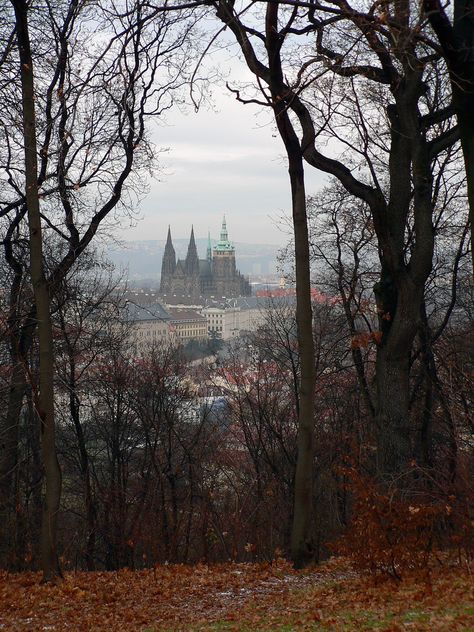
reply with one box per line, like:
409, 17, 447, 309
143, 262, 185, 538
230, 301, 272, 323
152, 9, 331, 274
160, 226, 176, 294
185, 225, 200, 276
206, 230, 212, 262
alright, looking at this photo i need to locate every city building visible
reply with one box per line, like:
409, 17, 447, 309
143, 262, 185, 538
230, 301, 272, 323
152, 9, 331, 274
201, 305, 241, 340
168, 309, 208, 343
124, 303, 171, 354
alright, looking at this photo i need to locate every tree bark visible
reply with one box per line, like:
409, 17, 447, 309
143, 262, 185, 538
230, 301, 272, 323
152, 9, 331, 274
12, 0, 62, 582
375, 347, 413, 475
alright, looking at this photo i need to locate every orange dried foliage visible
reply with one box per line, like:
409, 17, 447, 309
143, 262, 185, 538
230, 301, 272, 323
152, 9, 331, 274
350, 331, 383, 349
0, 559, 472, 631
330, 466, 473, 580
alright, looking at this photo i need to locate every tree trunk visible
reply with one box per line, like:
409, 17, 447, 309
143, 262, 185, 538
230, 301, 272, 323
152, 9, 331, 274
263, 3, 316, 568
12, 0, 62, 582
289, 158, 316, 568
374, 280, 421, 476
423, 0, 474, 276
69, 384, 97, 570
0, 359, 27, 567
375, 348, 413, 475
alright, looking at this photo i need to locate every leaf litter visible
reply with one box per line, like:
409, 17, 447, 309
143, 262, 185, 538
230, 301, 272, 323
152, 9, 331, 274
0, 558, 472, 631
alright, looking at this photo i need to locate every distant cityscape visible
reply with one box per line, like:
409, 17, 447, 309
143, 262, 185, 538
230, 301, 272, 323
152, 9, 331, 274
111, 218, 296, 350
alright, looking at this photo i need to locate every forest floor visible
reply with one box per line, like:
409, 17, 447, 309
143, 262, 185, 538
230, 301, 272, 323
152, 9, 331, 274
0, 557, 473, 631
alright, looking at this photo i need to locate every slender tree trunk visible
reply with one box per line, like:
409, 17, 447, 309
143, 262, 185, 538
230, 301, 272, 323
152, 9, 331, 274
0, 359, 27, 566
69, 385, 96, 570
1, 246, 29, 568
269, 97, 316, 569
0, 314, 34, 567
213, 0, 317, 568
263, 2, 316, 568
12, 0, 62, 582
62, 338, 96, 569
288, 156, 316, 568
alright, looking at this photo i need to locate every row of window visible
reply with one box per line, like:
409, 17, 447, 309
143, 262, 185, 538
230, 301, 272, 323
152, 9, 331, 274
136, 329, 166, 338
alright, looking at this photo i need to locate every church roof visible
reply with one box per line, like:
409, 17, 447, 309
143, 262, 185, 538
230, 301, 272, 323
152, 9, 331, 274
175, 260, 186, 276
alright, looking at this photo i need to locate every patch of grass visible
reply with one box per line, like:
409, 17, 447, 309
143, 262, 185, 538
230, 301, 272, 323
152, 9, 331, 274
176, 601, 474, 632
402, 610, 431, 623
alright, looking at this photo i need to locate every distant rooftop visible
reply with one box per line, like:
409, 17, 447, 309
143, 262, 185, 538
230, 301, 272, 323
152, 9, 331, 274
168, 309, 207, 323
123, 302, 170, 322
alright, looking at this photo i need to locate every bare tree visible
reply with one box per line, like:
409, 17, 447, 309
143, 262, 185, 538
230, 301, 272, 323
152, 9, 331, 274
209, 0, 461, 485
9, 0, 61, 582
53, 256, 129, 570
213, 0, 317, 569
0, 0, 197, 580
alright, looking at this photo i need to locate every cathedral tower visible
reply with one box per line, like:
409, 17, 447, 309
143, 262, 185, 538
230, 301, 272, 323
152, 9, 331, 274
159, 218, 251, 301
185, 226, 200, 277
212, 216, 237, 296
160, 226, 176, 295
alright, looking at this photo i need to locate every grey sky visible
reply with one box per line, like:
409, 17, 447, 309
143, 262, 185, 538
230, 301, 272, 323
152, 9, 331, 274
120, 51, 326, 247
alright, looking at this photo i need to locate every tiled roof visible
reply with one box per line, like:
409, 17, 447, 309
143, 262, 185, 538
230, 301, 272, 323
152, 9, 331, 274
123, 302, 170, 322
168, 309, 207, 323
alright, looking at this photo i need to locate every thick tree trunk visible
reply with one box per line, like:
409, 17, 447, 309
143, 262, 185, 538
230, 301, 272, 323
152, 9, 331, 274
374, 280, 422, 476
423, 0, 474, 276
12, 0, 62, 582
375, 348, 413, 475
450, 0, 474, 277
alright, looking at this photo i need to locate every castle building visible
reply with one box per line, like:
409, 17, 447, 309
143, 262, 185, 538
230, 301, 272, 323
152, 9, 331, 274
160, 218, 251, 301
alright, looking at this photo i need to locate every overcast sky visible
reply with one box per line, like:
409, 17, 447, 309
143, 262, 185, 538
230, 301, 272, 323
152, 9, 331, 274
119, 42, 326, 247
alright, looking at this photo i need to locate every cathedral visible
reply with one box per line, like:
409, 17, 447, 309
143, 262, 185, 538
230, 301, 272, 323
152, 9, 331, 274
160, 218, 251, 300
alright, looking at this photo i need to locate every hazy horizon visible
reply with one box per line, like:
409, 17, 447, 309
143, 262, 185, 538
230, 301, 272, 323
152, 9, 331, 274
114, 41, 325, 248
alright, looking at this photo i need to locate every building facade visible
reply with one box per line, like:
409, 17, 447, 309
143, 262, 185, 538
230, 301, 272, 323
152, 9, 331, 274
124, 303, 171, 355
201, 305, 241, 340
160, 218, 251, 301
168, 309, 208, 343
